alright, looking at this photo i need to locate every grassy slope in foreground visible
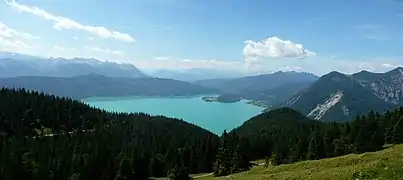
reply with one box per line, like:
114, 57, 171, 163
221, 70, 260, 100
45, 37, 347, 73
199, 144, 403, 180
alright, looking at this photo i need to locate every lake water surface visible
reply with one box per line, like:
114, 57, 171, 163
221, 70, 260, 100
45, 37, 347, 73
83, 96, 264, 134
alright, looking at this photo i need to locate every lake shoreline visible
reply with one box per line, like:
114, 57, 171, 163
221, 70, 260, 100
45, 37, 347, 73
83, 95, 264, 135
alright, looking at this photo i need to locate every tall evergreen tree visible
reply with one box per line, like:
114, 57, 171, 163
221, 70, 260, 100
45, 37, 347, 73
307, 130, 324, 160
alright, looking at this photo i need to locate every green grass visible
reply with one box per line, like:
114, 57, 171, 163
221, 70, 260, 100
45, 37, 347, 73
199, 144, 403, 180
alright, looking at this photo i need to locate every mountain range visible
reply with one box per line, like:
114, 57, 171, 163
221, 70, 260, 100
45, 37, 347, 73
0, 52, 147, 78
0, 74, 217, 99
280, 67, 403, 121
2, 51, 403, 123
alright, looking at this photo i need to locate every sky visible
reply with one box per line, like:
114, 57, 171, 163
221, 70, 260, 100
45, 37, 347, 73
0, 0, 403, 75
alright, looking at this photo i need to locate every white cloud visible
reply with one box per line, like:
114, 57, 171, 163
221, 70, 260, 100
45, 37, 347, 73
84, 45, 125, 56
0, 36, 31, 51
381, 63, 402, 69
154, 56, 170, 60
87, 37, 94, 41
73, 36, 79, 41
0, 22, 40, 40
278, 66, 304, 72
243, 36, 316, 63
0, 22, 38, 53
5, 0, 135, 43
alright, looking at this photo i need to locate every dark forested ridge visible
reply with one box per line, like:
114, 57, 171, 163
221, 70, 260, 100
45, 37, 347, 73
0, 88, 219, 179
225, 107, 403, 170
0, 74, 219, 99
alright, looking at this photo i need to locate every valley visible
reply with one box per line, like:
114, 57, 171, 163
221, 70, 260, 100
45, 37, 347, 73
1, 0, 402, 179
1, 52, 403, 180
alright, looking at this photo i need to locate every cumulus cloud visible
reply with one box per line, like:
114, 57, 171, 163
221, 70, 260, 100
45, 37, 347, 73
243, 36, 316, 62
0, 22, 38, 53
5, 0, 135, 43
84, 46, 125, 57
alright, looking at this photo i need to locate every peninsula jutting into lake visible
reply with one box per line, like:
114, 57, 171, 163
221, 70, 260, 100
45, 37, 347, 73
202, 94, 242, 103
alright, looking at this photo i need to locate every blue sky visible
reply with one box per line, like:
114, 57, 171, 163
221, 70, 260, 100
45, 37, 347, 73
0, 0, 402, 75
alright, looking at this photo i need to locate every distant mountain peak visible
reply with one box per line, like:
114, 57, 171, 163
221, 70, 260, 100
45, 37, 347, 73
358, 70, 372, 74
327, 71, 345, 76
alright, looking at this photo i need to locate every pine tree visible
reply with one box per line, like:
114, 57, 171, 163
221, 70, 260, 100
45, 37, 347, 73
307, 130, 323, 160
213, 131, 231, 177
114, 156, 134, 180
167, 165, 192, 180
231, 137, 250, 173
269, 152, 280, 166
392, 118, 403, 144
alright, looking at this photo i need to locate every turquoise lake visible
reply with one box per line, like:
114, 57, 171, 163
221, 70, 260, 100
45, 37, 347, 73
83, 96, 264, 134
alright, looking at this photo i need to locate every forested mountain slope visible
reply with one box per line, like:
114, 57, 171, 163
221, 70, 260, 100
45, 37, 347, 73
0, 88, 219, 179
280, 67, 403, 121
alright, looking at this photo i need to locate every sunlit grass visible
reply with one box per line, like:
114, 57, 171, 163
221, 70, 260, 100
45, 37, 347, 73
199, 144, 403, 180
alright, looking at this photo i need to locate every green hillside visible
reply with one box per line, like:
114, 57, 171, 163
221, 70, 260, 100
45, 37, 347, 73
199, 144, 403, 180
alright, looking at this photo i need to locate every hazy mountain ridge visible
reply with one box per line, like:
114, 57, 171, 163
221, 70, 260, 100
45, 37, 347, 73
0, 52, 147, 78
281, 67, 403, 121
149, 68, 246, 82
0, 74, 218, 99
194, 71, 319, 104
